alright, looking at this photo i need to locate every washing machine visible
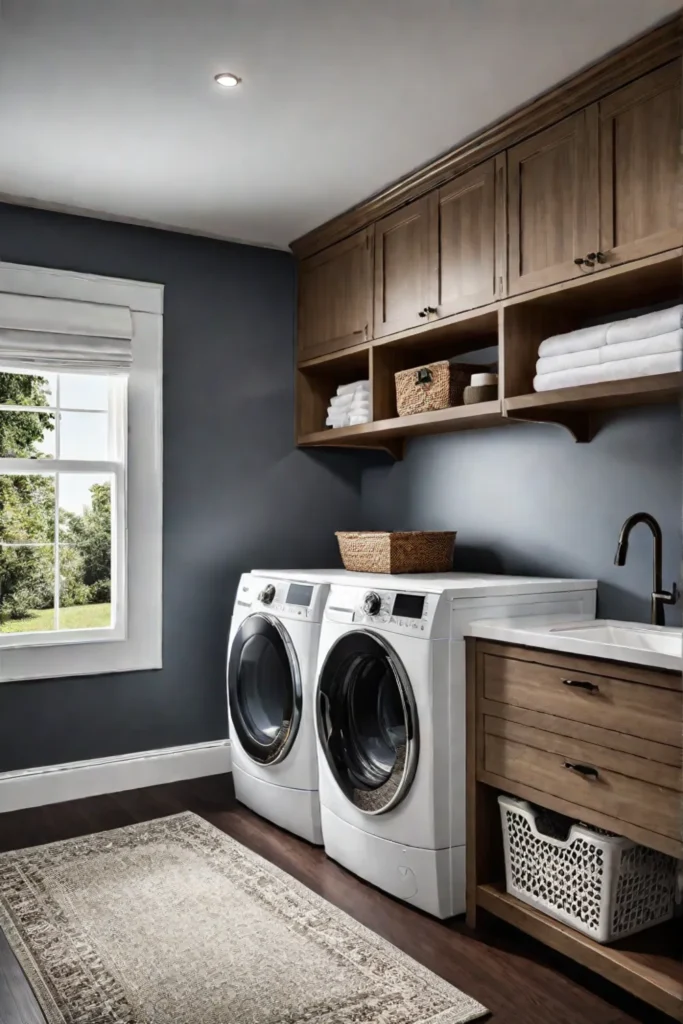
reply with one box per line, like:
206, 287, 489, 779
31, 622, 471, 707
227, 572, 330, 844
313, 571, 597, 917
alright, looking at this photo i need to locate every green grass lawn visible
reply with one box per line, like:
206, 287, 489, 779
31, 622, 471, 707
0, 603, 111, 633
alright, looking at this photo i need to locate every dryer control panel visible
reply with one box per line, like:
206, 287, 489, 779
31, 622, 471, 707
324, 585, 449, 639
234, 575, 328, 623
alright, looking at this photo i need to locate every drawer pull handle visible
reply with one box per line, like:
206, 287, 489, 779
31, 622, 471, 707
563, 761, 599, 780
562, 678, 599, 693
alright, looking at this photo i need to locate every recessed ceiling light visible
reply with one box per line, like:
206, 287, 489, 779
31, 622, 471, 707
214, 72, 242, 89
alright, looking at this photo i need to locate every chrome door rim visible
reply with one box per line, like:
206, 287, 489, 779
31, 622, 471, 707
229, 612, 303, 766
316, 628, 419, 815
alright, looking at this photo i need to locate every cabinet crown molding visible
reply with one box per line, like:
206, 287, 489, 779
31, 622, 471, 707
290, 14, 682, 260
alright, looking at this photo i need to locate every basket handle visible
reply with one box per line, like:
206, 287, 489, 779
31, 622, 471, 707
415, 367, 433, 385
563, 761, 599, 780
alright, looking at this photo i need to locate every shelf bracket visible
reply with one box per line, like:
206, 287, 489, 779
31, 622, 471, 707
506, 411, 593, 443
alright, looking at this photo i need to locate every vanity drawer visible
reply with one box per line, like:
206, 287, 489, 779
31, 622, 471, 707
483, 721, 681, 842
481, 649, 681, 748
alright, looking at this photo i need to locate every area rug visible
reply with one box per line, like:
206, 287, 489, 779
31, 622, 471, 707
0, 811, 487, 1024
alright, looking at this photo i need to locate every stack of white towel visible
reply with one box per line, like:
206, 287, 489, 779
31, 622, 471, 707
534, 304, 683, 392
326, 379, 372, 428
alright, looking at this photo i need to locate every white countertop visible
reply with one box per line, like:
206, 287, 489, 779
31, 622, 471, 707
466, 615, 682, 672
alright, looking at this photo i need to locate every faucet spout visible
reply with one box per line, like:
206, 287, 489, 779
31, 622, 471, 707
614, 513, 678, 626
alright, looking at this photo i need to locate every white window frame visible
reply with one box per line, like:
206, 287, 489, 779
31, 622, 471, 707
0, 262, 163, 682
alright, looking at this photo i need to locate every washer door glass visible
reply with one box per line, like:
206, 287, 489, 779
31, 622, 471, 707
317, 631, 418, 814
228, 614, 301, 765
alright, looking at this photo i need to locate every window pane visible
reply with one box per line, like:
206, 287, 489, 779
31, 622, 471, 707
0, 543, 55, 633
0, 410, 56, 458
59, 474, 113, 631
59, 373, 109, 411
0, 370, 56, 407
0, 474, 55, 543
59, 411, 108, 460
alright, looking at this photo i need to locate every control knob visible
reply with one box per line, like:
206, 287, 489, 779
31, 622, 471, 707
363, 591, 382, 616
258, 584, 276, 605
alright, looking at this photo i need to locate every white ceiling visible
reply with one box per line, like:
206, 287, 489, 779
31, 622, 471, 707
0, 0, 680, 250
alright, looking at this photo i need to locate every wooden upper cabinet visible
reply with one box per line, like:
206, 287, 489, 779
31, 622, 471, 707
374, 195, 437, 337
599, 61, 682, 267
437, 156, 504, 315
507, 110, 598, 295
297, 227, 373, 361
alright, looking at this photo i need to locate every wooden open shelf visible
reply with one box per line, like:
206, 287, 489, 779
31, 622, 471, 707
477, 883, 683, 1020
297, 249, 683, 458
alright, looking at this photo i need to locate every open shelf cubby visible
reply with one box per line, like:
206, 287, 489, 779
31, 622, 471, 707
297, 249, 683, 458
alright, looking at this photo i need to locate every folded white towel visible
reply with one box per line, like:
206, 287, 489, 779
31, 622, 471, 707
537, 324, 608, 358
349, 398, 371, 410
534, 351, 682, 392
337, 379, 370, 396
348, 413, 371, 425
536, 329, 683, 375
326, 413, 349, 428
329, 393, 354, 409
607, 304, 683, 345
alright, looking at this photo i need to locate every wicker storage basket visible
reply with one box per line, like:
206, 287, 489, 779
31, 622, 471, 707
336, 531, 456, 574
395, 360, 479, 417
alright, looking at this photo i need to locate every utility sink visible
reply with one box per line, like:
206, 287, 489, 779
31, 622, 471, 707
466, 616, 682, 672
549, 620, 682, 662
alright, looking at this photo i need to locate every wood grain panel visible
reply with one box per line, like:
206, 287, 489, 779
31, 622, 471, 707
484, 714, 681, 790
480, 697, 681, 767
373, 195, 437, 337
437, 159, 497, 316
484, 734, 680, 841
599, 61, 682, 265
481, 651, 681, 748
298, 228, 373, 360
507, 111, 597, 294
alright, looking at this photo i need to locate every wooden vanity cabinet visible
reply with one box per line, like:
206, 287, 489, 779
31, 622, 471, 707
297, 227, 373, 360
466, 638, 683, 1018
598, 61, 682, 267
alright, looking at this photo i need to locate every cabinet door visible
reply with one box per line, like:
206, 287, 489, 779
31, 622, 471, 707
508, 110, 597, 295
437, 157, 502, 315
374, 195, 437, 338
599, 62, 682, 267
298, 228, 373, 361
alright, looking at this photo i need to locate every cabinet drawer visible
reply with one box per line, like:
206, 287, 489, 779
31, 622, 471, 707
482, 651, 680, 748
484, 730, 680, 841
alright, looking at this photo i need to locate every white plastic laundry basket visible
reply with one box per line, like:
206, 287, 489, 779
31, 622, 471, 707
499, 795, 677, 943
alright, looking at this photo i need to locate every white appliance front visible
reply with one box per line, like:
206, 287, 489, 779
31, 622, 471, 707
227, 573, 329, 843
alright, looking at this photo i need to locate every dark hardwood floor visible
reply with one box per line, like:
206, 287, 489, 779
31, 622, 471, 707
0, 774, 677, 1024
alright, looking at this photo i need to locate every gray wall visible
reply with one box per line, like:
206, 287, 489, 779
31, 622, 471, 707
0, 202, 362, 773
361, 407, 682, 625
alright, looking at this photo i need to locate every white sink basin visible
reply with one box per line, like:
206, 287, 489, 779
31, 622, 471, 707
466, 616, 682, 671
549, 620, 682, 661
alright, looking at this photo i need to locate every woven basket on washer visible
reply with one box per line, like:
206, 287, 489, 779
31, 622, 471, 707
499, 795, 677, 943
336, 531, 456, 574
395, 360, 479, 417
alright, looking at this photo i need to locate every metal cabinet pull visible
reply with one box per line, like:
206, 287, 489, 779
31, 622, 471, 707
563, 761, 599, 780
562, 678, 599, 693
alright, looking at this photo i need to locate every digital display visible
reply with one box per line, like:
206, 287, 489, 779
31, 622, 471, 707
287, 583, 314, 607
392, 593, 425, 619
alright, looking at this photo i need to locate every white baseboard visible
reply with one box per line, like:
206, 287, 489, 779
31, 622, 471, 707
0, 740, 231, 814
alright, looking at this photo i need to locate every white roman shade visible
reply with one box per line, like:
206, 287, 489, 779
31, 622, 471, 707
0, 292, 133, 372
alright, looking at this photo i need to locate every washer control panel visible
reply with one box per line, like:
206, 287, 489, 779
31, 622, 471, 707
236, 576, 328, 622
352, 588, 434, 635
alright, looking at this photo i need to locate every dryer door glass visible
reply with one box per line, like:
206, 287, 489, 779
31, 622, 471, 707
228, 614, 302, 765
317, 630, 419, 814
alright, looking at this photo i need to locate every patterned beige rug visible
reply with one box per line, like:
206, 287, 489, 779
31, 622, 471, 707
0, 812, 487, 1024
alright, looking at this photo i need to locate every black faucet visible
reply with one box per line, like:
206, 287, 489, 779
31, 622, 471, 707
614, 512, 679, 626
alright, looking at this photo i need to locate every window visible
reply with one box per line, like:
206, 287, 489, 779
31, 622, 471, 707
0, 262, 162, 682
0, 369, 126, 644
